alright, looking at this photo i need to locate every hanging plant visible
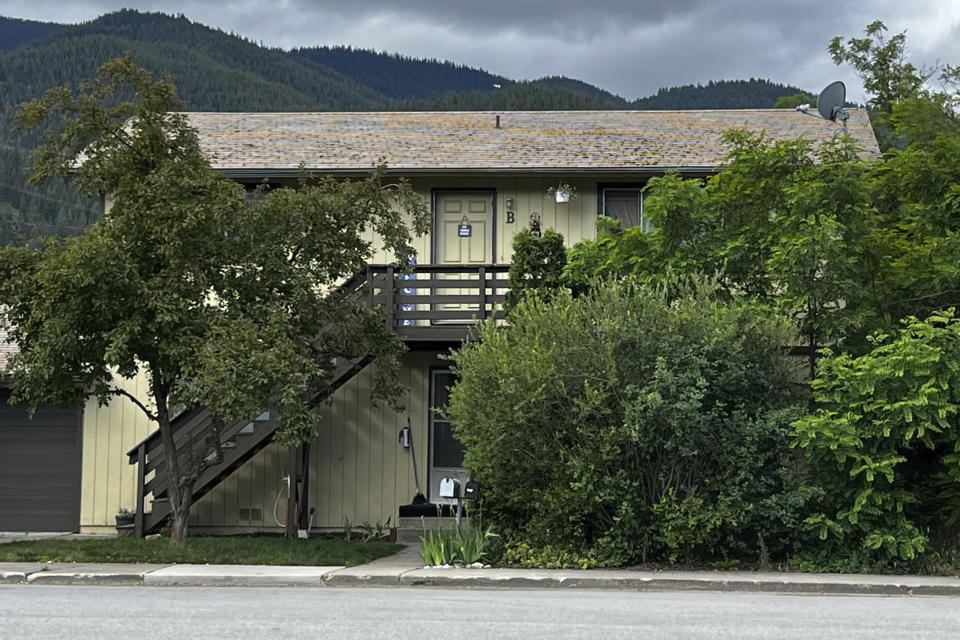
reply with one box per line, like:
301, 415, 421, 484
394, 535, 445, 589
546, 183, 577, 203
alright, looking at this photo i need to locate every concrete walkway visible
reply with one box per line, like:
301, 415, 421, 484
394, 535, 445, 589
3, 542, 960, 595
0, 532, 113, 544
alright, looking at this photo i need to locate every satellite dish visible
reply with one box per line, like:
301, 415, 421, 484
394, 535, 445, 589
817, 81, 847, 122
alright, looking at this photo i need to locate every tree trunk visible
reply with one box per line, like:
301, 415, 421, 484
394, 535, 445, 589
152, 376, 193, 545
170, 483, 193, 544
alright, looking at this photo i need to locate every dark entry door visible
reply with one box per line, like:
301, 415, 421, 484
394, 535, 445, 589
0, 389, 81, 531
428, 370, 468, 503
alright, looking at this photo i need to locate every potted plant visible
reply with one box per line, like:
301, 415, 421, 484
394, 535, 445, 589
115, 507, 135, 528
546, 183, 577, 203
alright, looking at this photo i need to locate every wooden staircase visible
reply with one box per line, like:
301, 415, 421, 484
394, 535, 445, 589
126, 264, 509, 536
126, 353, 371, 535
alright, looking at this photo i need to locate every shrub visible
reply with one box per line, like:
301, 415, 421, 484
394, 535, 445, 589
505, 228, 566, 312
446, 278, 808, 566
419, 519, 498, 566
420, 527, 457, 566
794, 310, 960, 568
455, 520, 498, 564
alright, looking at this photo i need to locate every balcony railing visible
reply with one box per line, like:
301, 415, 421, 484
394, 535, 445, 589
365, 264, 510, 342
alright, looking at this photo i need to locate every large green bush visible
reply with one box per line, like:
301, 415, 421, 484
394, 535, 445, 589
794, 310, 960, 570
446, 279, 809, 566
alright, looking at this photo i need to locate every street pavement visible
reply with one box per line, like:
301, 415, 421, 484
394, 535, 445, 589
2, 540, 960, 595
4, 585, 960, 640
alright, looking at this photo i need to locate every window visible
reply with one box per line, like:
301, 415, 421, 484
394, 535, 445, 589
601, 187, 651, 231
242, 182, 281, 204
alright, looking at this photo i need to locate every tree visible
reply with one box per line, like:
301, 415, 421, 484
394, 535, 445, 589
829, 20, 960, 150
794, 311, 960, 567
0, 56, 429, 543
773, 92, 816, 109
504, 228, 567, 312
829, 20, 927, 119
566, 131, 872, 375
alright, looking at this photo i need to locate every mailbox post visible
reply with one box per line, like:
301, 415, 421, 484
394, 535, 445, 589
438, 476, 461, 527
439, 476, 481, 529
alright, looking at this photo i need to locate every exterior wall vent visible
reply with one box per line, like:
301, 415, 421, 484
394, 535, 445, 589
238, 508, 263, 522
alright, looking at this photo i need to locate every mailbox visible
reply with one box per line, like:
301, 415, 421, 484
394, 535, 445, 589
438, 476, 460, 499
462, 479, 480, 500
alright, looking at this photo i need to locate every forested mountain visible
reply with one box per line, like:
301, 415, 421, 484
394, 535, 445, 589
0, 10, 392, 245
4, 11, 386, 110
398, 79, 629, 110
0, 16, 61, 53
0, 9, 812, 244
634, 79, 813, 110
539, 76, 632, 106
291, 46, 513, 100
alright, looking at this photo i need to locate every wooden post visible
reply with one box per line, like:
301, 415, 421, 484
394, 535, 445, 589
286, 445, 297, 539
297, 441, 311, 533
385, 264, 395, 331
478, 265, 487, 320
367, 266, 374, 307
134, 443, 146, 538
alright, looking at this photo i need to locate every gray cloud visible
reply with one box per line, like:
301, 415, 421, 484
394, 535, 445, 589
3, 0, 959, 100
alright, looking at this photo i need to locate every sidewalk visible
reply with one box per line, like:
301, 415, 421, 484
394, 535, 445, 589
3, 542, 960, 595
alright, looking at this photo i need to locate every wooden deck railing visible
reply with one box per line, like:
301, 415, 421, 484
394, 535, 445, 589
365, 263, 510, 341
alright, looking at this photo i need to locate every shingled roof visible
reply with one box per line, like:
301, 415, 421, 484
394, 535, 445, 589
185, 109, 880, 178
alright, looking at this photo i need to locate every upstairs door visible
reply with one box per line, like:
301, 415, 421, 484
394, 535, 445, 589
434, 190, 495, 266
433, 191, 495, 322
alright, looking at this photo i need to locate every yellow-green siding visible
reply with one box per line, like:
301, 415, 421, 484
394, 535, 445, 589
365, 176, 605, 263
189, 352, 442, 530
80, 372, 155, 532
79, 176, 614, 532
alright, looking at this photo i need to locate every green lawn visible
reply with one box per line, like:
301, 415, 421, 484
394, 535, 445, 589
0, 536, 401, 566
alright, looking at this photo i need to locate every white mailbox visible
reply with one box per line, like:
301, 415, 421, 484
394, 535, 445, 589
438, 476, 460, 499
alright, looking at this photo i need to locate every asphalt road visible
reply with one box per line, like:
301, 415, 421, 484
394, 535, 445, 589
3, 585, 959, 639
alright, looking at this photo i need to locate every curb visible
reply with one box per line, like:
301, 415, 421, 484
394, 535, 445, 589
4, 564, 960, 595
323, 573, 404, 587
142, 574, 329, 587
395, 573, 960, 596
26, 572, 145, 586
0, 571, 28, 584
141, 565, 341, 588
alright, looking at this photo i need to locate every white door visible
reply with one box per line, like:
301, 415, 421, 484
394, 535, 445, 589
434, 191, 495, 322
435, 190, 494, 266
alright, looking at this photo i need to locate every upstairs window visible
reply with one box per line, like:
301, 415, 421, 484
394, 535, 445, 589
601, 187, 651, 231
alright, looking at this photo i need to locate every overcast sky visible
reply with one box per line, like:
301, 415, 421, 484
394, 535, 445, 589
4, 1, 960, 102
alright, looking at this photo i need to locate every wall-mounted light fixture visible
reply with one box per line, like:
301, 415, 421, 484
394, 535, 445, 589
529, 212, 542, 238
505, 198, 516, 224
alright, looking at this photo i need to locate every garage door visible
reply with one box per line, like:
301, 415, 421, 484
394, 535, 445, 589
0, 389, 81, 531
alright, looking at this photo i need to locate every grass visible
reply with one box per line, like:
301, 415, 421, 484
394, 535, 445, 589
0, 536, 402, 566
